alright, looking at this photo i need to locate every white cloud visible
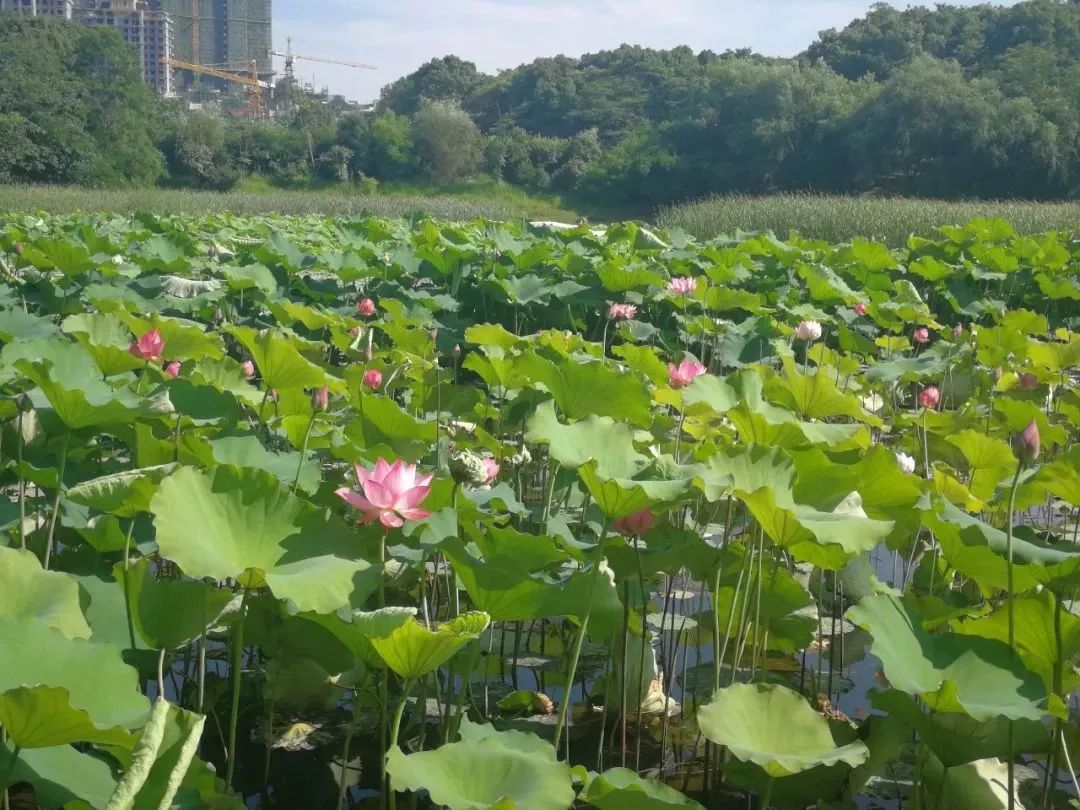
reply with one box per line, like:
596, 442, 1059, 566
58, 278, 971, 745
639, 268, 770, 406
273, 0, 1018, 104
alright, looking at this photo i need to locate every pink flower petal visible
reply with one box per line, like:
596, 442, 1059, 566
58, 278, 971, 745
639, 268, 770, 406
335, 487, 376, 513
353, 463, 370, 486
384, 459, 411, 496
395, 486, 430, 511
379, 511, 404, 528
362, 479, 395, 510
372, 458, 392, 485
398, 508, 432, 522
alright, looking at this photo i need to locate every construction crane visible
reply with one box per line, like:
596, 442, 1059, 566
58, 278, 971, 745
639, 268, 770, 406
268, 38, 376, 81
163, 57, 266, 118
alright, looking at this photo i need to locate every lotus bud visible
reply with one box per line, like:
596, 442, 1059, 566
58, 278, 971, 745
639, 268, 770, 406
349, 326, 361, 337
1013, 419, 1040, 464
452, 344, 462, 359
912, 326, 930, 345
533, 693, 555, 714
357, 298, 376, 317
241, 360, 256, 380
795, 320, 822, 342
213, 308, 224, 324
853, 303, 868, 316
429, 328, 439, 342
362, 369, 383, 389
918, 386, 940, 410
1018, 373, 1038, 391
994, 366, 1003, 382
13, 243, 23, 255
268, 388, 279, 402
16, 392, 33, 413
311, 386, 330, 412
364, 346, 374, 361
613, 508, 655, 536
449, 450, 489, 486
164, 361, 181, 379
895, 452, 916, 475
952, 323, 963, 339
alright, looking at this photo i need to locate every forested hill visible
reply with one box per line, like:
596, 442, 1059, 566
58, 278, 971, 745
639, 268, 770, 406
378, 0, 1080, 205
2, 0, 1079, 207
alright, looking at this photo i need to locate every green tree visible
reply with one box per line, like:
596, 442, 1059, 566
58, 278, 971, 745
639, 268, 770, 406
411, 101, 481, 183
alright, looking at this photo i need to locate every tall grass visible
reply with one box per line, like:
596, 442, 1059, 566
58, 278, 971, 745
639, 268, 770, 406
0, 184, 532, 221
658, 193, 1080, 244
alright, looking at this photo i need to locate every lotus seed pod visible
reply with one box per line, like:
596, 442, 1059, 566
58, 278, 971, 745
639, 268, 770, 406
449, 450, 489, 486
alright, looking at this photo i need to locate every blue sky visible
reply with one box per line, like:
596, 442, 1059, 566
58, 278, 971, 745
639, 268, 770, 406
274, 0, 1016, 104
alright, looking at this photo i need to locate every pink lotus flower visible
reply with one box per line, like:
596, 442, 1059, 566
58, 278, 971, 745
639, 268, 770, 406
163, 361, 181, 379
363, 369, 383, 389
913, 327, 930, 345
482, 457, 500, 485
1018, 373, 1038, 390
668, 358, 706, 389
795, 320, 822, 341
853, 303, 868, 316
607, 302, 637, 321
129, 329, 165, 362
918, 386, 940, 410
1015, 419, 1040, 464
349, 326, 361, 337
667, 277, 697, 296
613, 508, 654, 536
242, 360, 256, 380
336, 458, 433, 528
357, 298, 376, 317
311, 386, 329, 411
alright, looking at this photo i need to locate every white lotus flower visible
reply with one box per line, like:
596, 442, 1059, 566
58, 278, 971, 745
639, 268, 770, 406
795, 320, 822, 341
896, 452, 916, 475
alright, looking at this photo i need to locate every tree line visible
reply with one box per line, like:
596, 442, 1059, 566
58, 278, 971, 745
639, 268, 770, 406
2, 0, 1079, 210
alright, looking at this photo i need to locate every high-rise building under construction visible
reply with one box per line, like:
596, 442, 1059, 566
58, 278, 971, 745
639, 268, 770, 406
157, 0, 271, 84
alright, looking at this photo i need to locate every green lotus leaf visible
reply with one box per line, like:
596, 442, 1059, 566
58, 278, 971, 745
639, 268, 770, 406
221, 262, 278, 294
0, 616, 150, 732
577, 459, 691, 519
66, 464, 176, 518
846, 593, 1046, 721
870, 689, 1050, 768
118, 313, 223, 361
1031, 444, 1080, 507
766, 361, 882, 425
0, 309, 60, 342
697, 682, 869, 777
150, 465, 368, 614
953, 589, 1080, 693
0, 685, 134, 748
62, 312, 145, 376
21, 236, 96, 277
0, 738, 118, 808
386, 722, 574, 810
201, 433, 320, 496
925, 499, 1080, 594
116, 558, 233, 651
0, 546, 91, 638
695, 447, 893, 569
227, 325, 330, 392
525, 399, 647, 480
517, 351, 652, 424
582, 768, 703, 809
15, 349, 143, 429
353, 607, 489, 678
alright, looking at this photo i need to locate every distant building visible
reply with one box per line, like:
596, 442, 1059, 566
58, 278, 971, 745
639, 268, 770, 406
0, 0, 74, 18
75, 1, 174, 94
1, 0, 174, 94
157, 0, 271, 88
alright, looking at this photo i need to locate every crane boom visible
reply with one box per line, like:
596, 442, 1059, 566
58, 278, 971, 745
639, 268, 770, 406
269, 38, 376, 80
163, 57, 265, 117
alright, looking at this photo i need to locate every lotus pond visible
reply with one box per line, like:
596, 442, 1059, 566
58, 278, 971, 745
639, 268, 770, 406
0, 213, 1078, 810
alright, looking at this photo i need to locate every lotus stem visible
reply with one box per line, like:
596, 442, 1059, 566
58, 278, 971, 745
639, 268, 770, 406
1004, 462, 1024, 810
760, 775, 775, 809
336, 698, 359, 810
42, 430, 70, 570
16, 411, 24, 550
389, 679, 413, 750
291, 413, 316, 492
225, 587, 250, 790
553, 524, 609, 753
157, 648, 166, 700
